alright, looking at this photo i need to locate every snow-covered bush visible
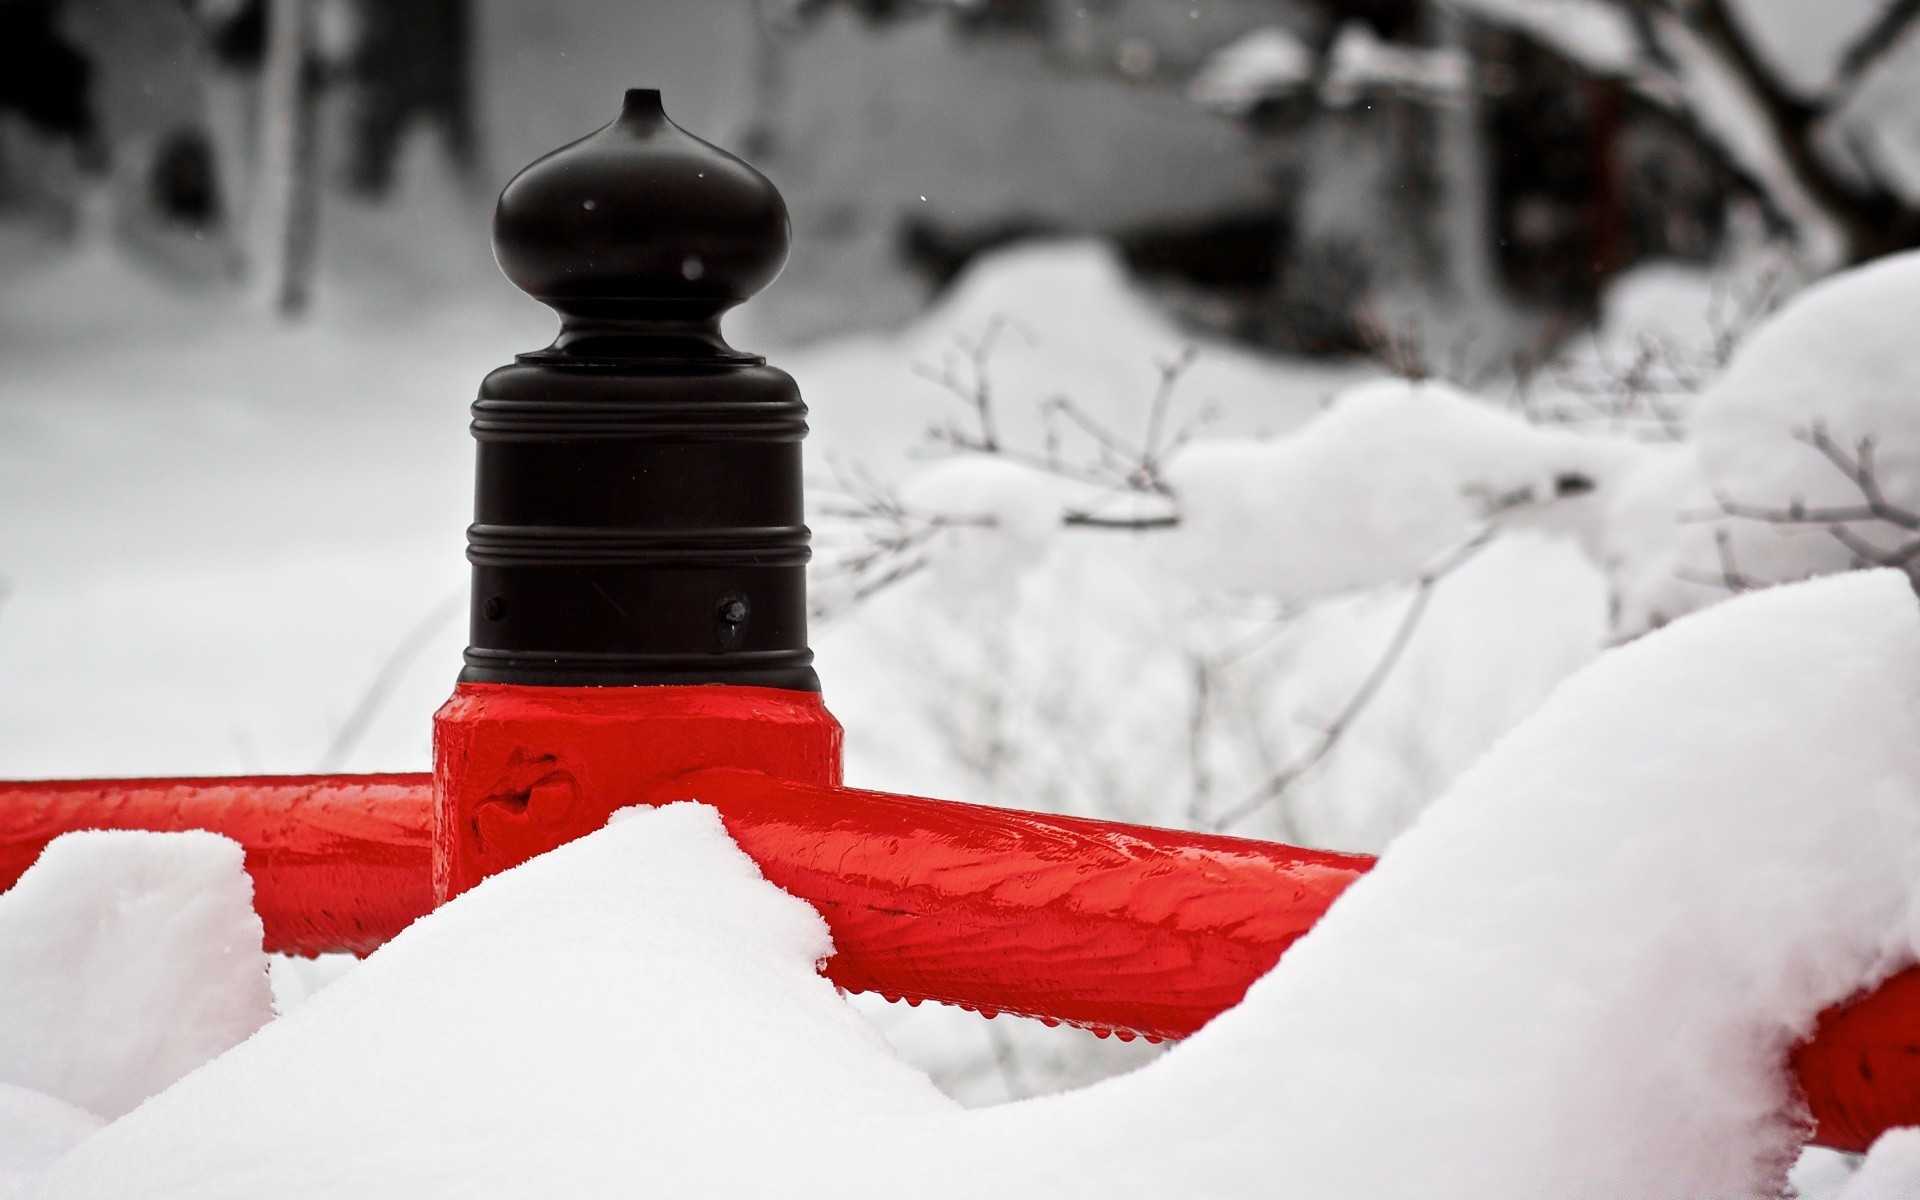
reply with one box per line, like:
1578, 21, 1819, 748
829, 247, 1920, 854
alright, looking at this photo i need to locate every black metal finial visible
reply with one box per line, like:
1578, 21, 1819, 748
492, 87, 791, 361
461, 90, 818, 690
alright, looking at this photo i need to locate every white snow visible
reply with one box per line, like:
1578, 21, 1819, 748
1446, 0, 1644, 76
28, 570, 1920, 1198
1188, 27, 1315, 115
0, 831, 270, 1121
1838, 1128, 1920, 1199
1694, 249, 1920, 570
1585, 249, 1920, 634
1819, 30, 1920, 206
1320, 22, 1473, 108
894, 457, 1070, 604
0, 1088, 100, 1199
1162, 377, 1631, 602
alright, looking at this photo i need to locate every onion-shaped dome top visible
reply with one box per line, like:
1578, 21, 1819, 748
492, 88, 790, 361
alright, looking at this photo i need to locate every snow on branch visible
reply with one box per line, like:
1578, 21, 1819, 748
1189, 27, 1315, 116
1446, 0, 1850, 268
1320, 22, 1473, 108
815, 319, 1211, 616
1707, 421, 1920, 582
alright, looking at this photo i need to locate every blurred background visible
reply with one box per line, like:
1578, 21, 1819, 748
3, 0, 1918, 1113
5, 0, 1811, 347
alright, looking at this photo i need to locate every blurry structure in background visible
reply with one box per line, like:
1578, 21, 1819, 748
0, 0, 473, 312
2, 0, 1918, 354
736, 0, 1731, 362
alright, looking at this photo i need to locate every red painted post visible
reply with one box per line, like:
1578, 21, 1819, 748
435, 89, 837, 895
432, 685, 841, 901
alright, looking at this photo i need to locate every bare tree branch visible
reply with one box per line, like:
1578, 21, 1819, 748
1207, 526, 1499, 833
1693, 421, 1920, 588
1674, 526, 1767, 592
1060, 513, 1181, 531
1831, 0, 1920, 99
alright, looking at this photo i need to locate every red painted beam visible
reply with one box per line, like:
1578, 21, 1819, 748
0, 768, 1915, 1149
0, 775, 432, 956
652, 767, 1369, 1041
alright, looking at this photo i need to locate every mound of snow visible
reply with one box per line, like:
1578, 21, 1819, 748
31, 571, 1920, 1198
1602, 250, 1920, 634
28, 804, 956, 1199
0, 1087, 99, 1198
1163, 378, 1633, 601
1837, 1127, 1920, 1198
791, 240, 1369, 479
0, 830, 270, 1122
1696, 249, 1920, 566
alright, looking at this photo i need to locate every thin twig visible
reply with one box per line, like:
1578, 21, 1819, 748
1061, 513, 1180, 531
984, 1019, 1030, 1101
1184, 651, 1214, 827
315, 591, 463, 772
1674, 527, 1766, 592
1704, 422, 1920, 582
1207, 527, 1498, 833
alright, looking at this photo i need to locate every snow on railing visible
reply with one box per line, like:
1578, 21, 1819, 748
2, 89, 1916, 1159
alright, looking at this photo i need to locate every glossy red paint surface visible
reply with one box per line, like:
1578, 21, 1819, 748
644, 767, 1371, 1040
1793, 964, 1920, 1152
0, 773, 431, 956
431, 682, 843, 901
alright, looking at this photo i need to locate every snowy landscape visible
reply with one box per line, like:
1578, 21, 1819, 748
10, 0, 1920, 1194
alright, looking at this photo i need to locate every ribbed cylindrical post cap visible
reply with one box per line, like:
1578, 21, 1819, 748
491, 88, 790, 334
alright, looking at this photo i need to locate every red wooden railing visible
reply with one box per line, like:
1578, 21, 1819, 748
2, 763, 1914, 1151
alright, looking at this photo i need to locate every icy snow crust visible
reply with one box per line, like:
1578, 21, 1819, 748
30, 571, 1920, 1198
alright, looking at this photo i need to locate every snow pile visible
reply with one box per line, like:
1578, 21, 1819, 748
821, 518, 1605, 852
1836, 1128, 1920, 1199
1162, 378, 1630, 602
0, 830, 270, 1122
31, 571, 1920, 1198
791, 241, 1369, 478
29, 804, 959, 1198
1601, 250, 1920, 633
0, 1088, 99, 1198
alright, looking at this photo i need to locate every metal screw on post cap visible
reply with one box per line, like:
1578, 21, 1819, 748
462, 88, 818, 690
